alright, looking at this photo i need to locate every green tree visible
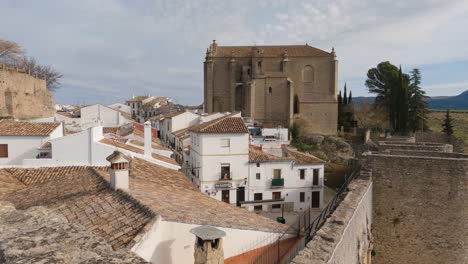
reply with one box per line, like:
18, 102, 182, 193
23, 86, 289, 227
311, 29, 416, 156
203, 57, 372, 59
408, 68, 428, 131
442, 109, 454, 136
343, 83, 348, 105
366, 61, 410, 132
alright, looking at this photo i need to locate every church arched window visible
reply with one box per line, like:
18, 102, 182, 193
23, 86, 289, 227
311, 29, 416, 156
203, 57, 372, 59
303, 65, 314, 83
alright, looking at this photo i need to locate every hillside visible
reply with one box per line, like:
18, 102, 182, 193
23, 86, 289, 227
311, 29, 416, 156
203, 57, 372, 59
353, 90, 468, 110
427, 110, 468, 152
428, 90, 468, 109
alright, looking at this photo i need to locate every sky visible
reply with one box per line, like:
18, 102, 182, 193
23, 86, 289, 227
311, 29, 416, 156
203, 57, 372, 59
1, 0, 468, 105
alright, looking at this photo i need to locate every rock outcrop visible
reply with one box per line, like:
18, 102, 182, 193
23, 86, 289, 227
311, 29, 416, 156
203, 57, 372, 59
0, 202, 147, 264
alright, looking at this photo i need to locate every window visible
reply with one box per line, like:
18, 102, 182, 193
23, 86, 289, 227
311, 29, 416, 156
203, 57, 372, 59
256, 173, 261, 180
300, 192, 305, 202
220, 138, 230, 147
254, 193, 263, 211
299, 169, 305, 180
272, 192, 281, 209
303, 65, 314, 82
257, 61, 262, 68
313, 169, 320, 185
268, 87, 272, 95
273, 169, 282, 179
0, 144, 8, 158
256, 162, 260, 167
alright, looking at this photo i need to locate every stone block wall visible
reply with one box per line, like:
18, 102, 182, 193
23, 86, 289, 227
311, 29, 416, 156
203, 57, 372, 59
292, 174, 373, 264
367, 153, 468, 264
0, 64, 54, 119
378, 142, 453, 153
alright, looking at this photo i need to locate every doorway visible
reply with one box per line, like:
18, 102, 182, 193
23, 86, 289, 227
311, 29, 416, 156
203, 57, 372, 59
272, 191, 281, 209
236, 187, 245, 207
312, 191, 320, 208
222, 190, 230, 203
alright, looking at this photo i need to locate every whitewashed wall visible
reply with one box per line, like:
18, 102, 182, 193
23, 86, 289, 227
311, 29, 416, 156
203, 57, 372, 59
0, 136, 48, 165
190, 133, 249, 204
0, 124, 63, 166
132, 219, 288, 264
247, 161, 324, 211
81, 104, 129, 129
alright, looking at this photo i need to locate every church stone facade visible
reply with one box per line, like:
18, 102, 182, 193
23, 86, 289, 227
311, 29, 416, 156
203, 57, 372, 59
204, 40, 338, 135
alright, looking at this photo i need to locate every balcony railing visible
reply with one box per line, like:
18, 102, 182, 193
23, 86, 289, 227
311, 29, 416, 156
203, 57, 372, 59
271, 178, 284, 188
219, 172, 232, 181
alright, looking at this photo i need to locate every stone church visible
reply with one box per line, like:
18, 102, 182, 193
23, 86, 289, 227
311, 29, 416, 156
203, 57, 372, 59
203, 40, 338, 135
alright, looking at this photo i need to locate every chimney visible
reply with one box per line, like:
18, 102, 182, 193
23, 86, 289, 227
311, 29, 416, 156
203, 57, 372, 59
144, 121, 152, 157
190, 225, 226, 264
106, 151, 131, 191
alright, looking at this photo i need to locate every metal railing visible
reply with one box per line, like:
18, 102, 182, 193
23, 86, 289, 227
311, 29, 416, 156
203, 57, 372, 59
249, 160, 362, 264
271, 178, 285, 187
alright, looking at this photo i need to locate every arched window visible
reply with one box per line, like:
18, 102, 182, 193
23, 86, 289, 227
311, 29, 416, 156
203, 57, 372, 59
303, 65, 314, 83
268, 87, 272, 95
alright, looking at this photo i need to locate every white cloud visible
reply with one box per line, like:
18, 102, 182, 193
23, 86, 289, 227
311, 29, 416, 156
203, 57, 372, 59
1, 0, 467, 103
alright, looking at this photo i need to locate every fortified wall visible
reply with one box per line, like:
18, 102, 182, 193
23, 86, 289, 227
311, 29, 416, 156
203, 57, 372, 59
367, 142, 468, 264
0, 64, 54, 119
292, 169, 373, 264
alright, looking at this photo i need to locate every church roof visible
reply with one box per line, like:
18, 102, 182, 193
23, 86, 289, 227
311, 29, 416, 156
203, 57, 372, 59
212, 44, 332, 58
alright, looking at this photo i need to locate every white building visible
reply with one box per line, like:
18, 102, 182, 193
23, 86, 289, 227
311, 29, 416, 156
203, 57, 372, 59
0, 120, 63, 165
185, 116, 324, 212
188, 117, 250, 204
126, 95, 154, 117
20, 125, 179, 170
246, 147, 324, 212
80, 104, 132, 130
159, 111, 200, 148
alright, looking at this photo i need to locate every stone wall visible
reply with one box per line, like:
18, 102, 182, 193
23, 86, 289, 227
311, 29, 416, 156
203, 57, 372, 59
291, 173, 373, 264
378, 142, 453, 153
0, 64, 54, 119
367, 153, 468, 264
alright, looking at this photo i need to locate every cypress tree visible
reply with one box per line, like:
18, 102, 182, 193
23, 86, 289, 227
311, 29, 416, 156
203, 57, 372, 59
338, 90, 343, 105
348, 90, 352, 104
442, 109, 454, 136
343, 83, 348, 105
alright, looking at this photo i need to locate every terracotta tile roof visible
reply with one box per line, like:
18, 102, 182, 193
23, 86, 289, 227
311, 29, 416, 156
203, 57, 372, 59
1, 157, 287, 252
2, 167, 153, 250
99, 138, 178, 166
249, 146, 293, 163
0, 170, 25, 198
173, 127, 190, 138
190, 117, 248, 134
129, 139, 170, 151
142, 97, 170, 107
103, 127, 118, 134
56, 111, 75, 118
5, 166, 106, 186
213, 45, 332, 58
96, 157, 288, 233
0, 120, 61, 136
283, 148, 324, 165
126, 96, 150, 102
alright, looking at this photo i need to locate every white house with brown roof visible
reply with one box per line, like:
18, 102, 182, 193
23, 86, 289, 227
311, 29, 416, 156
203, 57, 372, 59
246, 147, 325, 212
0, 120, 63, 165
187, 116, 250, 204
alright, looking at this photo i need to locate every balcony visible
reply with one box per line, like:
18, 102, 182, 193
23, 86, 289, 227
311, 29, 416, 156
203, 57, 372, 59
271, 178, 284, 188
219, 171, 232, 181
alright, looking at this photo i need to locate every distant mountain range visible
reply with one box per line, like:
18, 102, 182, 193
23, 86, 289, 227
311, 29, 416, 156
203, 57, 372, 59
353, 90, 468, 110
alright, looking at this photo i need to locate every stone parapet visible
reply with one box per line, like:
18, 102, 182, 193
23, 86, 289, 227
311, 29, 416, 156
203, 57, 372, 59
291, 173, 373, 264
